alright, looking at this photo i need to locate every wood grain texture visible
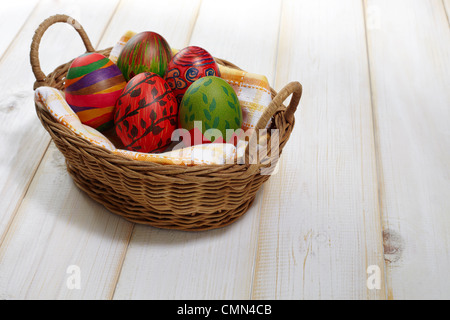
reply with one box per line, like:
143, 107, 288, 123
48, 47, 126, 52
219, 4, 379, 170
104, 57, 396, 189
365, 0, 450, 299
0, 0, 38, 60
112, 0, 282, 299
189, 0, 281, 80
0, 0, 43, 239
0, 0, 120, 240
96, 0, 203, 50
444, 0, 450, 23
0, 144, 132, 299
251, 0, 385, 299
0, 0, 124, 299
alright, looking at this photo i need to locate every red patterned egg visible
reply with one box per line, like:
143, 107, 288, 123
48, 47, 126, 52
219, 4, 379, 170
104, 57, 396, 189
164, 46, 220, 105
64, 52, 126, 131
114, 72, 178, 153
117, 31, 172, 81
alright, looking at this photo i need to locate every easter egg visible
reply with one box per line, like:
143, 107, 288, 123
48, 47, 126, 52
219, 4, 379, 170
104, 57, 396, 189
178, 76, 242, 142
116, 31, 172, 81
164, 46, 220, 105
114, 72, 178, 153
64, 52, 126, 132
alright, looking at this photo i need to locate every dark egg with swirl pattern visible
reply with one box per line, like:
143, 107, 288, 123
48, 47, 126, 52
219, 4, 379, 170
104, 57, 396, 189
164, 46, 220, 106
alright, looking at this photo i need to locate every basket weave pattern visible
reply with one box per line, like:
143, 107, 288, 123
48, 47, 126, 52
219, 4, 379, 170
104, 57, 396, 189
30, 15, 302, 231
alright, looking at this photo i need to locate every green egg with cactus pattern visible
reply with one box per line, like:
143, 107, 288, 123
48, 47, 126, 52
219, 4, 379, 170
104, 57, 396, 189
178, 76, 242, 143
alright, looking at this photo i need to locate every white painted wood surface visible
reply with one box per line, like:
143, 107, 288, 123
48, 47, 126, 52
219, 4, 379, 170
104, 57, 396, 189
0, 0, 42, 239
444, 0, 450, 18
0, 0, 124, 299
0, 0, 38, 58
0, 0, 449, 300
365, 0, 450, 299
0, 0, 120, 239
252, 0, 384, 300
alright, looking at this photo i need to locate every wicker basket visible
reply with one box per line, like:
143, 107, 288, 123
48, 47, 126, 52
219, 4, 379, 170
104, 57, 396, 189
30, 15, 303, 231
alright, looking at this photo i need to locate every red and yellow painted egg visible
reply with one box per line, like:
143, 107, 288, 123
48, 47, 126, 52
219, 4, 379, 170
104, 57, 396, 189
114, 72, 178, 153
164, 46, 220, 105
64, 52, 126, 132
116, 31, 172, 81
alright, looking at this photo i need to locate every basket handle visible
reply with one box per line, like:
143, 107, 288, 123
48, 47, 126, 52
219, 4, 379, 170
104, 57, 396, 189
244, 81, 303, 171
30, 14, 95, 89
256, 81, 302, 130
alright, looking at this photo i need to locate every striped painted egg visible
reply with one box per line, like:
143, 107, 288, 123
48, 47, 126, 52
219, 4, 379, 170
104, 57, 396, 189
64, 52, 126, 132
165, 46, 220, 105
114, 72, 178, 153
116, 31, 172, 81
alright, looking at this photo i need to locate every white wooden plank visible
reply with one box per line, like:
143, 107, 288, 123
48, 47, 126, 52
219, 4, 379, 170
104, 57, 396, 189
112, 0, 282, 299
251, 0, 386, 299
444, 0, 450, 22
0, 0, 57, 238
188, 0, 281, 80
0, 1, 122, 239
0, 0, 38, 59
0, 0, 120, 238
0, 0, 124, 299
0, 143, 132, 299
365, 0, 450, 299
97, 0, 203, 51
